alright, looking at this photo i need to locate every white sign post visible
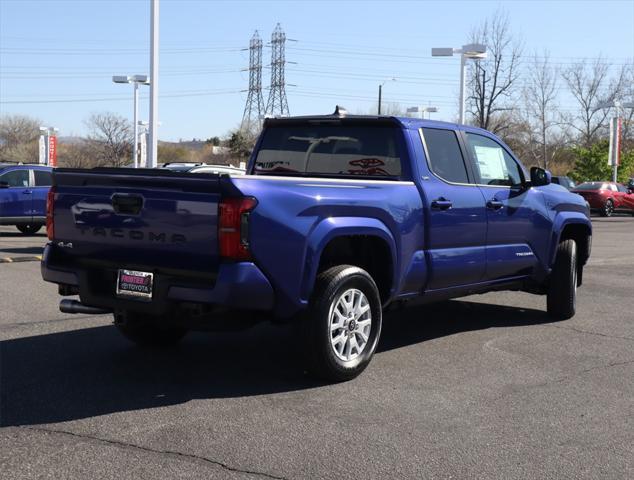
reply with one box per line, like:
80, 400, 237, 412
38, 135, 47, 164
607, 117, 621, 182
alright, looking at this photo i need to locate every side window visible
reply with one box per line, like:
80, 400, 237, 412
421, 128, 470, 184
465, 133, 524, 187
615, 184, 625, 193
34, 170, 53, 187
0, 169, 29, 187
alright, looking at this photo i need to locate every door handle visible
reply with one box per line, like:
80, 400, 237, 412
486, 199, 504, 210
22, 190, 33, 195
431, 198, 453, 210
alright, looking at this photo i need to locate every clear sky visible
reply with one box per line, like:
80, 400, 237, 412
1, 0, 633, 141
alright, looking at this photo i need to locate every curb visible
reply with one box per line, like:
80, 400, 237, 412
0, 255, 42, 264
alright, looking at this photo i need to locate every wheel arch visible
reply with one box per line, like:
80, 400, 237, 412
301, 217, 398, 305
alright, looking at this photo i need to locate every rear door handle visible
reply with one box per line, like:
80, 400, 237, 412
22, 190, 32, 195
431, 198, 453, 210
486, 200, 504, 210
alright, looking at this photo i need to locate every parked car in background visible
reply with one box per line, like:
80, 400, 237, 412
572, 181, 634, 217
162, 162, 245, 175
627, 178, 634, 191
0, 164, 53, 234
551, 175, 576, 190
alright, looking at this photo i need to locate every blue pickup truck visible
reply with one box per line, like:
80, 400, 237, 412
41, 111, 592, 381
0, 163, 53, 234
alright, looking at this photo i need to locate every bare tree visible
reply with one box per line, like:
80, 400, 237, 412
0, 114, 41, 163
562, 58, 628, 146
57, 142, 96, 169
522, 51, 560, 169
468, 9, 523, 133
0, 114, 40, 149
84, 112, 132, 167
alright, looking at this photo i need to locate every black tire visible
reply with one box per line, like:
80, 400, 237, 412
16, 224, 42, 235
114, 312, 187, 347
547, 239, 577, 320
600, 199, 614, 217
300, 265, 382, 382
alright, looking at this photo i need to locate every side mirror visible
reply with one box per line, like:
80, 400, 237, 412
0, 181, 9, 189
530, 167, 551, 187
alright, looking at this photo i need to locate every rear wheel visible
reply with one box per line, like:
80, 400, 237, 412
16, 224, 42, 235
600, 199, 614, 217
547, 239, 577, 320
300, 265, 382, 382
114, 312, 187, 347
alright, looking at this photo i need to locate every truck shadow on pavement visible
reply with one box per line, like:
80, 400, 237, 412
0, 299, 554, 427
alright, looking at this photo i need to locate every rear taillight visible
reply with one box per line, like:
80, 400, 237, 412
219, 197, 257, 261
46, 187, 56, 240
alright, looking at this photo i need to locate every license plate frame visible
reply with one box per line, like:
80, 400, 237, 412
116, 269, 154, 300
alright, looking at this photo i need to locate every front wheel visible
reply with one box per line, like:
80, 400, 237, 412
16, 224, 42, 235
300, 265, 383, 382
600, 199, 614, 217
547, 239, 577, 320
114, 312, 187, 347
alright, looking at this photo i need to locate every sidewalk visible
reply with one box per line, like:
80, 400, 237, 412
0, 225, 47, 263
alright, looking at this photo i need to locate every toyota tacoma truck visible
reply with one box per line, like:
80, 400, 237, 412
41, 109, 592, 381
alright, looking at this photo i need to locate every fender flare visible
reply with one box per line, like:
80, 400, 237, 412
300, 216, 398, 302
548, 213, 592, 267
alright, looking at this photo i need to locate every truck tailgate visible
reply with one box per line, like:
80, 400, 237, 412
51, 168, 235, 276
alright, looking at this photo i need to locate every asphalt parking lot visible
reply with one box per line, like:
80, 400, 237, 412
0, 218, 632, 479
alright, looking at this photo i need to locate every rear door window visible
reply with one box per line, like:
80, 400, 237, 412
254, 124, 402, 178
465, 133, 524, 187
420, 128, 470, 184
34, 170, 53, 186
0, 169, 29, 187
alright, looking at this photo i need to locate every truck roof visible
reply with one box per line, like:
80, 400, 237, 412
263, 109, 492, 136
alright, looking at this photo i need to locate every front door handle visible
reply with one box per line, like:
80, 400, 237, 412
486, 199, 504, 210
22, 190, 33, 195
431, 198, 453, 210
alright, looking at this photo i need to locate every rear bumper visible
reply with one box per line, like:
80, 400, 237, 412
41, 244, 275, 313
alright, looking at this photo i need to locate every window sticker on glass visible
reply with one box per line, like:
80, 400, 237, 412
473, 145, 507, 181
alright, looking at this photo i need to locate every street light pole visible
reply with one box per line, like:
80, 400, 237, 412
459, 54, 467, 124
432, 44, 487, 125
149, 0, 159, 168
133, 81, 139, 168
113, 75, 149, 167
378, 77, 396, 115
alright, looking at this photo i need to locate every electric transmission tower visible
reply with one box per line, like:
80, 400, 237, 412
265, 23, 290, 117
241, 30, 265, 132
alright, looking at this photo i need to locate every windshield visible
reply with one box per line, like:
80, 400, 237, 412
575, 182, 607, 191
254, 124, 403, 178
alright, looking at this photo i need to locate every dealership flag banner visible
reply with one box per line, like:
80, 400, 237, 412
608, 117, 622, 167
48, 135, 58, 167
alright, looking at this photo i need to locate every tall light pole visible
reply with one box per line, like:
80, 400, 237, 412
112, 75, 149, 168
599, 100, 634, 182
431, 44, 487, 124
378, 77, 396, 115
148, 0, 159, 168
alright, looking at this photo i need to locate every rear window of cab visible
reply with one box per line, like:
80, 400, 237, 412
254, 124, 403, 179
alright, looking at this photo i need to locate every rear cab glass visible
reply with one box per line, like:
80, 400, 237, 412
253, 123, 403, 179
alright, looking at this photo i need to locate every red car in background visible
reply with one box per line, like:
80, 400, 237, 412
572, 181, 634, 217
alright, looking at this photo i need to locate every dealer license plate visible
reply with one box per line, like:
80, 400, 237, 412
116, 269, 154, 300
